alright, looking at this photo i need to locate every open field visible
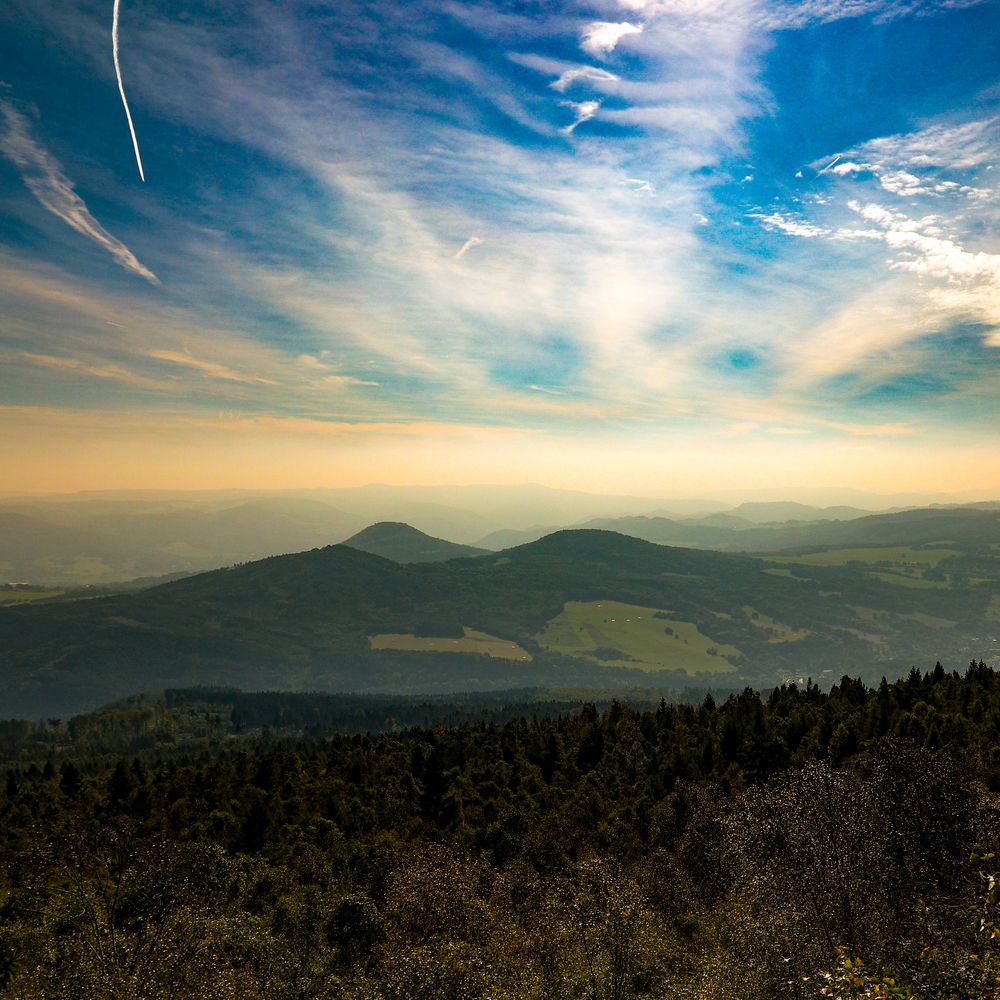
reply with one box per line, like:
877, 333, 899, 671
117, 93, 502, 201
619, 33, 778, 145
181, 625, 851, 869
766, 546, 957, 567
369, 628, 532, 661
535, 600, 739, 675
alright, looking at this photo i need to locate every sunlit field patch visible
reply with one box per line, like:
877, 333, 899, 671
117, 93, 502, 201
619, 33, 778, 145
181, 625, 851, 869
535, 600, 738, 674
766, 546, 957, 567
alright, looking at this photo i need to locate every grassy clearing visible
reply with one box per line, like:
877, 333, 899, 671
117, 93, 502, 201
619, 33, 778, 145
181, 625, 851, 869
742, 606, 810, 643
535, 600, 738, 675
767, 546, 957, 568
369, 628, 532, 661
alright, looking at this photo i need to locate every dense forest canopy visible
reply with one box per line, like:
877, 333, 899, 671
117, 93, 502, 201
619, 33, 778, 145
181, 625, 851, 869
2, 661, 999, 998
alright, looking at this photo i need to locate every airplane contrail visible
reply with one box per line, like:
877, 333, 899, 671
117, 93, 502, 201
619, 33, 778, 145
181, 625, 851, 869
113, 0, 145, 181
818, 154, 841, 175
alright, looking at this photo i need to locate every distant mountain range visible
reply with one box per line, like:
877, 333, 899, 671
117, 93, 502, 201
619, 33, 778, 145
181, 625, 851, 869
0, 485, 996, 587
2, 517, 998, 717
484, 507, 1000, 553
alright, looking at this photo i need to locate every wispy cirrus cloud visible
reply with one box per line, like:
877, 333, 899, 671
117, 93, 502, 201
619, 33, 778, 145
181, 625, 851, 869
552, 65, 620, 93
147, 349, 279, 385
506, 53, 621, 94
1, 0, 999, 493
0, 101, 158, 284
453, 236, 484, 260
747, 101, 1000, 395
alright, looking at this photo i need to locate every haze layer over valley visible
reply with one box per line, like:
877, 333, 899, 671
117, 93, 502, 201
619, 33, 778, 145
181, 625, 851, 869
0, 483, 988, 585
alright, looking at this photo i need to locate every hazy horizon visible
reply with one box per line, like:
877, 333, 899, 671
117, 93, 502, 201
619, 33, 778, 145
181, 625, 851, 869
3, 480, 997, 509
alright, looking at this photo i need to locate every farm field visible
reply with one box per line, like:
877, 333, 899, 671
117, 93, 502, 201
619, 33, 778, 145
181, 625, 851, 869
766, 546, 957, 567
369, 628, 532, 661
535, 600, 739, 675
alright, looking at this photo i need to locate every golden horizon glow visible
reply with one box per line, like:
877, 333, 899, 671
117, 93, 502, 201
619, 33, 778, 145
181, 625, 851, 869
3, 406, 1000, 500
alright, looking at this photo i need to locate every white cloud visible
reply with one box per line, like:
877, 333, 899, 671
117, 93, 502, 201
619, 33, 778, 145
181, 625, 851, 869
854, 116, 999, 171
787, 201, 1000, 376
752, 211, 830, 238
813, 117, 999, 204
505, 52, 620, 93
560, 99, 601, 134
579, 21, 642, 58
0, 102, 159, 285
830, 161, 869, 176
551, 64, 621, 93
878, 170, 930, 196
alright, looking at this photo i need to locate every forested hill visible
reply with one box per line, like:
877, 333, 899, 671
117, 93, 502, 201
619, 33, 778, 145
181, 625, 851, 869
342, 521, 489, 562
2, 528, 999, 716
1, 662, 999, 997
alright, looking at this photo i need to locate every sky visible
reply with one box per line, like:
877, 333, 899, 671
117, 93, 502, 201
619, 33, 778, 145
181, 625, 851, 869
0, 0, 998, 496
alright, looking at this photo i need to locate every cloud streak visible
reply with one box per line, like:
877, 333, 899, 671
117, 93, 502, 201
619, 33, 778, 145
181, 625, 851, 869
453, 236, 484, 260
0, 102, 158, 283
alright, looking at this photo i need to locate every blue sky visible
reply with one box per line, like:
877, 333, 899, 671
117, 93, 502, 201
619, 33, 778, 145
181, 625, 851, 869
0, 0, 998, 493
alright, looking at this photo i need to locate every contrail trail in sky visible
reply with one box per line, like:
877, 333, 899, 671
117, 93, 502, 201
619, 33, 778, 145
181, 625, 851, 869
113, 0, 145, 181
818, 154, 841, 175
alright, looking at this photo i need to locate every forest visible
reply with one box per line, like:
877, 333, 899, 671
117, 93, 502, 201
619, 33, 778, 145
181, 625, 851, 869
1, 661, 999, 998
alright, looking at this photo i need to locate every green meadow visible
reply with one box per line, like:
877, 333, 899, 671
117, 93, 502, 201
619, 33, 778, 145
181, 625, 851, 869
369, 628, 532, 661
535, 600, 739, 675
